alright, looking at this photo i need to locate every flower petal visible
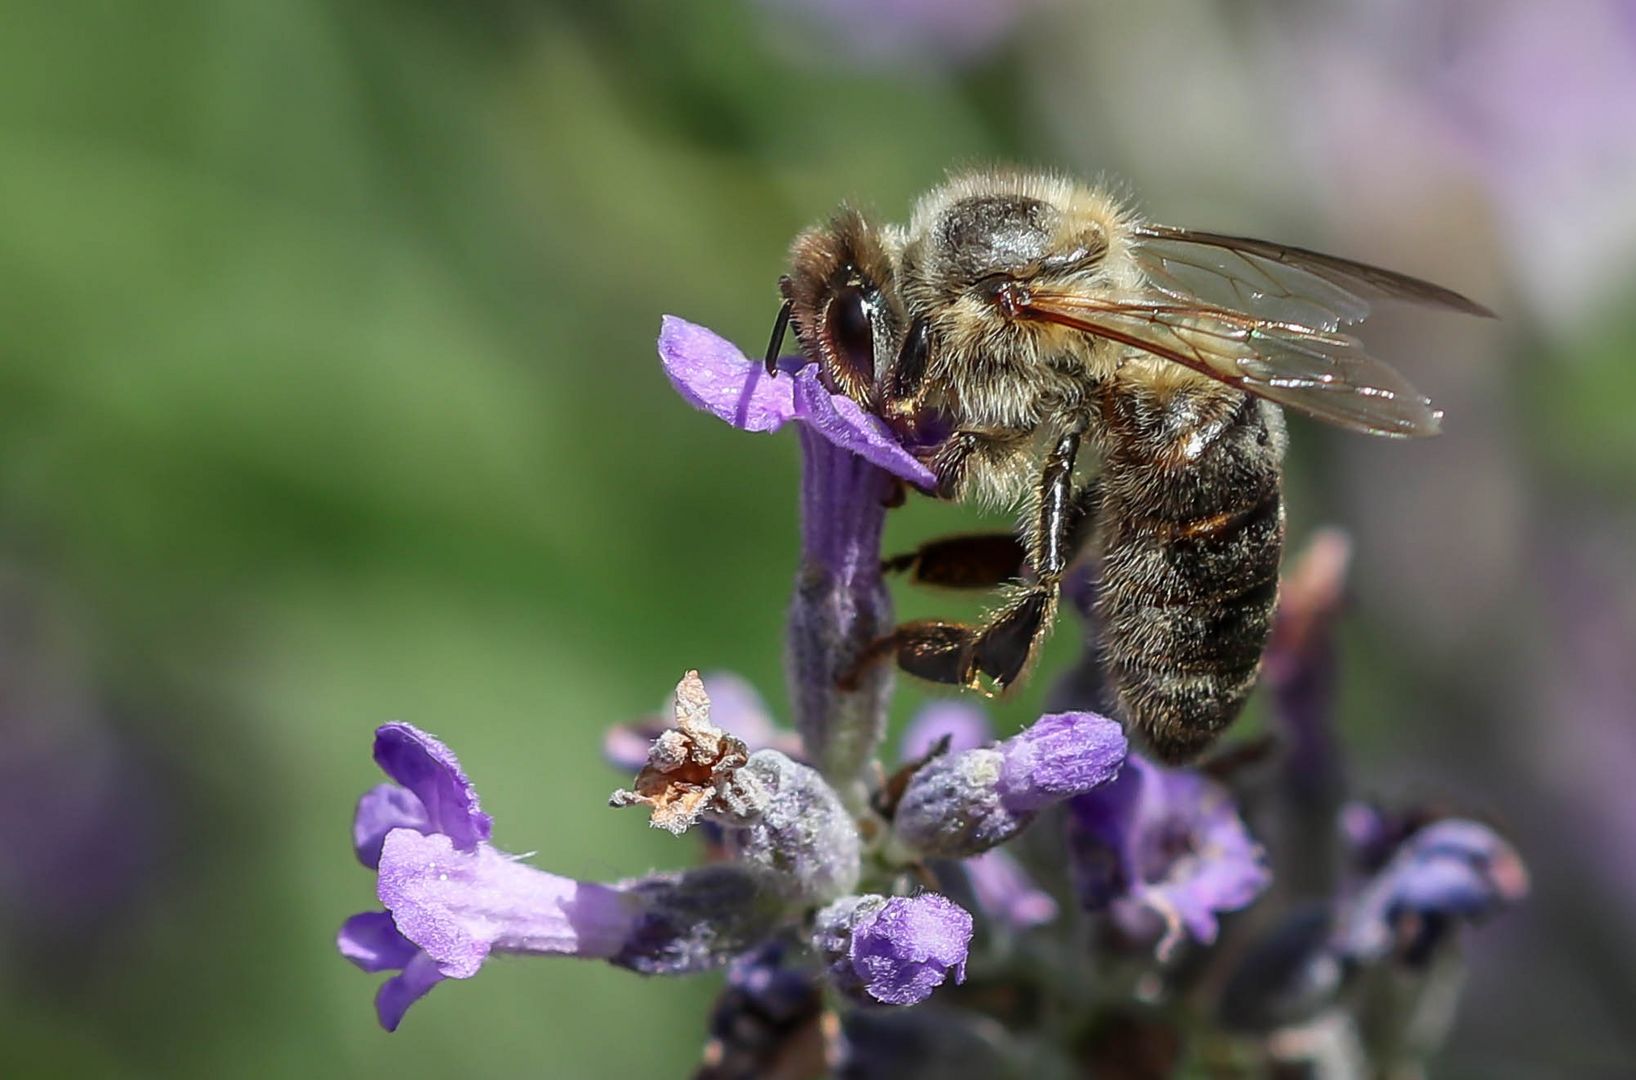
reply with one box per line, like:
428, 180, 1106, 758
353, 783, 428, 869
372, 724, 492, 852
791, 366, 935, 487
1068, 755, 1269, 953
377, 830, 640, 979
374, 951, 446, 1033
659, 316, 798, 432
997, 711, 1128, 814
337, 910, 419, 973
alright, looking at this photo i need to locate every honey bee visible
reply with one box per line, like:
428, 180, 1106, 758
765, 169, 1491, 763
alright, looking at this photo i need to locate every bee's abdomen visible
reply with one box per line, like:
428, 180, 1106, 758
1095, 391, 1287, 763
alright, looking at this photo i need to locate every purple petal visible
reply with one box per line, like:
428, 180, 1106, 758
353, 784, 429, 870
375, 952, 446, 1033
1068, 755, 1269, 951
1066, 759, 1147, 906
372, 724, 492, 852
962, 849, 1058, 931
659, 316, 798, 432
997, 711, 1128, 814
791, 366, 936, 487
338, 911, 420, 973
1338, 818, 1528, 962
849, 894, 973, 1006
899, 700, 994, 762
377, 830, 642, 979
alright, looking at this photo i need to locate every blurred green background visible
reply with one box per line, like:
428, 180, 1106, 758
2, 1, 1634, 1076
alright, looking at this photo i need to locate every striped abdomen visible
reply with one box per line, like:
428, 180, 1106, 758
1093, 386, 1288, 763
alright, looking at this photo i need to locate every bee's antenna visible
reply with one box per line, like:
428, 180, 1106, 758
764, 295, 793, 376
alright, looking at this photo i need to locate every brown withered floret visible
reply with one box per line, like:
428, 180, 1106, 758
610, 671, 758, 835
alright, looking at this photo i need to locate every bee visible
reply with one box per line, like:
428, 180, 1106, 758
765, 169, 1491, 763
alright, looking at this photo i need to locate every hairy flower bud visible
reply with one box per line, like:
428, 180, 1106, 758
814, 893, 973, 1006
718, 749, 861, 904
894, 711, 1126, 858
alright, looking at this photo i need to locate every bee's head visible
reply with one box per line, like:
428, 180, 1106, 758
781, 208, 903, 404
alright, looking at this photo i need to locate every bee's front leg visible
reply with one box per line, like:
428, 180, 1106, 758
882, 532, 1028, 589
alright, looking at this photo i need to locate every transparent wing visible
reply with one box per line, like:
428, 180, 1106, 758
1014, 287, 1443, 437
1132, 224, 1494, 330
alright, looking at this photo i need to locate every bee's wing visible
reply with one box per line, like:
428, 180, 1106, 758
1015, 288, 1443, 437
1131, 224, 1495, 330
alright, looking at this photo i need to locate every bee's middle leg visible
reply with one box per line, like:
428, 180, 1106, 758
967, 428, 1084, 689
846, 430, 1086, 693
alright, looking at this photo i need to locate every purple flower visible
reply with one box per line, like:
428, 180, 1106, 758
815, 893, 973, 1006
339, 723, 644, 1030
659, 317, 931, 488
893, 710, 1127, 858
661, 316, 930, 784
1067, 755, 1270, 958
1337, 819, 1528, 966
340, 721, 788, 1030
351, 723, 493, 869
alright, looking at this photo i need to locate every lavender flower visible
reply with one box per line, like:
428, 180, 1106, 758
661, 316, 931, 786
612, 671, 861, 903
1067, 754, 1270, 957
896, 702, 1058, 930
815, 893, 973, 1006
1337, 818, 1528, 967
339, 721, 785, 1030
894, 710, 1127, 858
339, 723, 638, 1029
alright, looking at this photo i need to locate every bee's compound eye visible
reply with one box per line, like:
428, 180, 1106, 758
822, 284, 875, 391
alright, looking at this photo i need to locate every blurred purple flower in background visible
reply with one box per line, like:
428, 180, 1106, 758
1290, 0, 1636, 328
1338, 818, 1528, 967
0, 576, 164, 958
1068, 754, 1270, 957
